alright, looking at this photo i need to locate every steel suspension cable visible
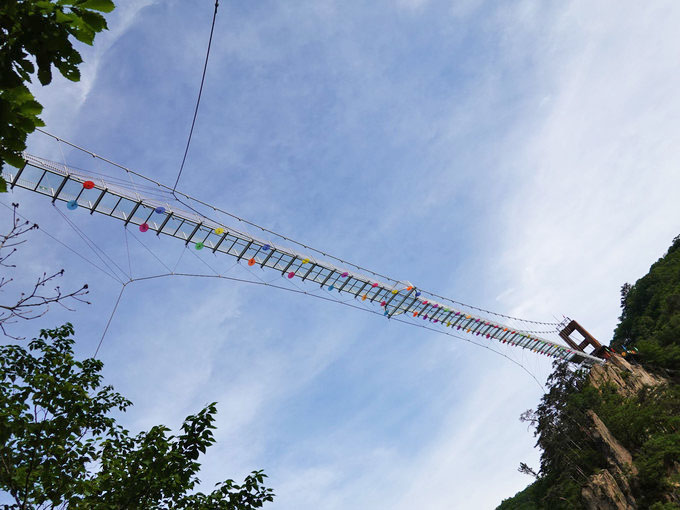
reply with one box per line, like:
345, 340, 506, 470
172, 0, 220, 193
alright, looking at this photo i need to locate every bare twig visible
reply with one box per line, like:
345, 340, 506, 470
0, 203, 90, 339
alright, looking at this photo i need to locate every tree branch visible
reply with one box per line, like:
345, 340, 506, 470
0, 203, 90, 339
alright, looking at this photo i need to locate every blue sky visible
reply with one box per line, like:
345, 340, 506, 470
3, 1, 680, 508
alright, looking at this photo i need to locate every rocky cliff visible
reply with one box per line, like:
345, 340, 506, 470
497, 354, 679, 510
580, 355, 666, 510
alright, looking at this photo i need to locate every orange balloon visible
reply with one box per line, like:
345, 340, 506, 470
248, 257, 256, 266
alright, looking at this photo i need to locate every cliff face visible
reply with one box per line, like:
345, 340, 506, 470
581, 355, 670, 510
497, 354, 678, 510
588, 355, 665, 398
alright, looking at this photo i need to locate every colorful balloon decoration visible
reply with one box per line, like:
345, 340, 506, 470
155, 206, 166, 214
215, 227, 224, 235
83, 180, 95, 189
287, 271, 295, 279
139, 223, 149, 232
67, 200, 78, 210
262, 244, 270, 251
248, 257, 256, 266
195, 242, 204, 250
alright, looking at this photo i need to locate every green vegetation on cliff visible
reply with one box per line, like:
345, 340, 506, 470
497, 235, 680, 510
614, 234, 680, 375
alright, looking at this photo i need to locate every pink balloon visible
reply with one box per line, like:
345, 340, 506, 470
139, 223, 149, 232
287, 271, 295, 279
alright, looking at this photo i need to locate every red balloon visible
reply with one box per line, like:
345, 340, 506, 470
83, 180, 95, 189
139, 223, 149, 232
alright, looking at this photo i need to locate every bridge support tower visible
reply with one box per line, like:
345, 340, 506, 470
558, 319, 607, 359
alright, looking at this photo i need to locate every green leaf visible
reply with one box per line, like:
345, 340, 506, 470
4, 153, 26, 169
71, 25, 96, 45
55, 61, 81, 82
79, 0, 115, 13
19, 100, 43, 116
56, 10, 76, 25
37, 64, 53, 86
35, 1, 57, 9
78, 10, 108, 32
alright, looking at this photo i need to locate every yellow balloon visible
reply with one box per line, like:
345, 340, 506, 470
361, 294, 367, 301
391, 289, 398, 294
302, 258, 309, 264
215, 227, 224, 235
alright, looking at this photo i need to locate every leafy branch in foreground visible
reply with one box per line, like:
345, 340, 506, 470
1, 0, 116, 191
0, 203, 89, 339
0, 323, 275, 509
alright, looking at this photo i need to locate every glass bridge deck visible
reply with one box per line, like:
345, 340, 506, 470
2, 154, 604, 367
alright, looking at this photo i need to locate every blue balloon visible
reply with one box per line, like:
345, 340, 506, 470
262, 244, 270, 251
328, 285, 334, 291
415, 291, 421, 297
67, 200, 78, 210
155, 206, 166, 214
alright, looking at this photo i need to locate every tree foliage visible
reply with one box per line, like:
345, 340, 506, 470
0, 0, 115, 191
0, 323, 275, 509
502, 362, 606, 510
613, 234, 680, 375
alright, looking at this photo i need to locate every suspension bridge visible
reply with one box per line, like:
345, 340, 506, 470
1, 136, 605, 368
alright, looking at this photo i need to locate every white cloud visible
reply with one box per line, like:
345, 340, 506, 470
496, 1, 680, 345
27, 1, 156, 139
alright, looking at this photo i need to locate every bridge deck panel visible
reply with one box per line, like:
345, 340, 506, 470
1, 155, 605, 367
